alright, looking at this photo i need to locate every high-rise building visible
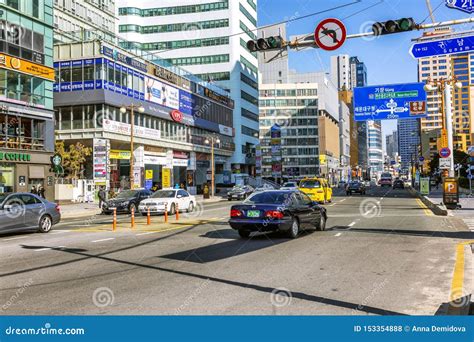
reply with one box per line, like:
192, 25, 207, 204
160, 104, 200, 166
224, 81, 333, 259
386, 130, 398, 160
53, 0, 117, 44
398, 119, 420, 171
331, 54, 370, 177
0, 1, 56, 198
367, 121, 383, 177
116, 0, 259, 180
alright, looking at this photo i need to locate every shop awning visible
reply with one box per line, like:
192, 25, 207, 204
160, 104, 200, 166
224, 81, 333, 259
29, 166, 45, 179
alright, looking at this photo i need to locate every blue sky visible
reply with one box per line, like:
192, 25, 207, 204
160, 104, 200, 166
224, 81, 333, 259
257, 0, 474, 143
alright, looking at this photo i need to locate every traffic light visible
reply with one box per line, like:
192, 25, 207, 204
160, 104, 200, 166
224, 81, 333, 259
247, 36, 284, 52
372, 18, 416, 36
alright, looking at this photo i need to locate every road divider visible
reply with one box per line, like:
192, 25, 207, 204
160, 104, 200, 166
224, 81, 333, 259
407, 187, 447, 216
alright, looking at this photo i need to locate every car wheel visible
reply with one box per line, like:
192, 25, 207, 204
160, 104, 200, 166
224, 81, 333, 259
128, 203, 136, 214
141, 213, 147, 216
187, 202, 194, 213
315, 213, 326, 231
287, 217, 300, 239
238, 229, 251, 238
38, 215, 52, 233
169, 203, 176, 215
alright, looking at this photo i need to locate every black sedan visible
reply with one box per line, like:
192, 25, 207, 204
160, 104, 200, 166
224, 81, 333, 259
346, 181, 366, 195
228, 190, 327, 239
102, 189, 152, 214
227, 185, 254, 201
393, 179, 404, 189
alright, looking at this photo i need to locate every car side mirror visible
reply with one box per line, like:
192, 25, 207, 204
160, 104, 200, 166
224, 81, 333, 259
177, 195, 183, 198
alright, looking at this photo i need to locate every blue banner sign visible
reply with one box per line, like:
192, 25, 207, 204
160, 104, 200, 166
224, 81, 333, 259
410, 35, 474, 59
354, 83, 427, 121
446, 0, 474, 13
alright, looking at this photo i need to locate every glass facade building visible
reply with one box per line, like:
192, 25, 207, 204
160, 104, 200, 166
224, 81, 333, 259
0, 0, 55, 198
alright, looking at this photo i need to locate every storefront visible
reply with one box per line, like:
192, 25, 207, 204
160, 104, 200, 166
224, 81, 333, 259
0, 150, 54, 199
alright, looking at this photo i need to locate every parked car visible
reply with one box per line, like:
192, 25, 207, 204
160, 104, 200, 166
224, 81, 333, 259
102, 189, 152, 214
227, 185, 254, 201
0, 193, 60, 234
138, 189, 195, 215
254, 183, 275, 192
338, 180, 347, 188
299, 177, 332, 203
393, 179, 405, 189
228, 190, 327, 239
280, 182, 298, 190
346, 181, 366, 195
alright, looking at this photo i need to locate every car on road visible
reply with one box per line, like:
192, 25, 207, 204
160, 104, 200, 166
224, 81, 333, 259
228, 190, 327, 239
378, 172, 393, 187
138, 189, 195, 215
227, 185, 254, 201
299, 177, 332, 203
345, 181, 366, 195
102, 189, 152, 214
392, 179, 405, 189
280, 182, 298, 190
0, 193, 60, 234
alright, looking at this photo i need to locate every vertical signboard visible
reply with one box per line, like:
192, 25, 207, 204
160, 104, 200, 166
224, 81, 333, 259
162, 168, 172, 189
420, 177, 430, 195
270, 124, 282, 179
443, 177, 459, 208
93, 138, 109, 186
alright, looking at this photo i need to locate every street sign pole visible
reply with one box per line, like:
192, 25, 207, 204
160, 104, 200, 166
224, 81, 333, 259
444, 83, 455, 177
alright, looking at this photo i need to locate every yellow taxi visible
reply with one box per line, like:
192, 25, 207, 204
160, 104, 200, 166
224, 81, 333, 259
298, 177, 332, 204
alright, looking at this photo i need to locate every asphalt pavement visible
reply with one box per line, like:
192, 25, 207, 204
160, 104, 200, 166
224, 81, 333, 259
0, 186, 472, 315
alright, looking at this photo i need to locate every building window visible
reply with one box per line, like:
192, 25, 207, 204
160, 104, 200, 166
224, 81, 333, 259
241, 90, 258, 106
165, 54, 229, 66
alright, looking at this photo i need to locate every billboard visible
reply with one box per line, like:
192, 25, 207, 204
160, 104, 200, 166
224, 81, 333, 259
145, 76, 180, 109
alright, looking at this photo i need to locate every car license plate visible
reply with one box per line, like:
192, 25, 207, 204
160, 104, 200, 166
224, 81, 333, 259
246, 210, 260, 218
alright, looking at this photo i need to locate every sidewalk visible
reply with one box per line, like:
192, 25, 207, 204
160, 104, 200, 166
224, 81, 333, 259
426, 187, 474, 215
58, 195, 227, 219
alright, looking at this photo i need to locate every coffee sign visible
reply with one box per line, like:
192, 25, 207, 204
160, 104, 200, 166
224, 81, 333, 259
0, 152, 31, 161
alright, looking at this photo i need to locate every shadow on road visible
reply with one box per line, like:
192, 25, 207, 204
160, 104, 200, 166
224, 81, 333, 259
13, 244, 407, 316
332, 227, 474, 240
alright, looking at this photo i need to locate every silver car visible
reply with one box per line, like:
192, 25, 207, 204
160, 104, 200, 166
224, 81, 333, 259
0, 193, 61, 234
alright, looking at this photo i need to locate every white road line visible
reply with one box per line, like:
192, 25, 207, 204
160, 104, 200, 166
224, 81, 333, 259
348, 221, 356, 227
34, 246, 65, 252
2, 236, 28, 241
335, 232, 342, 237
462, 219, 474, 231
136, 231, 158, 236
339, 198, 347, 202
91, 238, 115, 243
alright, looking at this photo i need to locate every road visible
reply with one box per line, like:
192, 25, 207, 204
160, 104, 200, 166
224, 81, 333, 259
0, 186, 472, 315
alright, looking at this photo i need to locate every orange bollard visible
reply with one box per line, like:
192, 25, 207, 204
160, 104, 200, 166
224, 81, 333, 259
113, 208, 117, 231
164, 203, 168, 223
147, 207, 151, 225
131, 207, 135, 229
175, 202, 179, 221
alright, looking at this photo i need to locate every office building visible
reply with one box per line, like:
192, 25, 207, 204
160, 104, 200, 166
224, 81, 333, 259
0, 1, 56, 198
53, 0, 117, 44
398, 118, 420, 171
367, 120, 383, 177
54, 41, 235, 193
116, 0, 259, 180
349, 56, 367, 89
385, 130, 398, 160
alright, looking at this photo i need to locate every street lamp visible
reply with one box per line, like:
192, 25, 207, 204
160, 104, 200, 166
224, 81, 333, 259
424, 77, 463, 177
204, 135, 220, 197
120, 104, 145, 189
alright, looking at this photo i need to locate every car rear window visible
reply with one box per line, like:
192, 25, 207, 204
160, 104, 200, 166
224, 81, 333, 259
299, 180, 321, 188
245, 191, 292, 204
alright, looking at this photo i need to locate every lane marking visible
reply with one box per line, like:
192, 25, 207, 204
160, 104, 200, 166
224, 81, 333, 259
449, 240, 474, 310
136, 231, 159, 236
339, 198, 347, 203
2, 236, 28, 241
348, 221, 356, 227
416, 198, 434, 216
335, 233, 342, 237
34, 246, 65, 252
91, 238, 115, 243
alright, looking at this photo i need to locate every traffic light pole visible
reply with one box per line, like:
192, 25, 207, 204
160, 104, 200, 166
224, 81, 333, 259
444, 83, 455, 178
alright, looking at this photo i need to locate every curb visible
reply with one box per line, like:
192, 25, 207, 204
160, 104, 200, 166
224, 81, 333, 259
407, 187, 448, 216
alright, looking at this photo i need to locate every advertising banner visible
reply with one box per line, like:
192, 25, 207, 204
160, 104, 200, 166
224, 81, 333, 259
420, 177, 430, 195
162, 168, 172, 189
145, 76, 179, 110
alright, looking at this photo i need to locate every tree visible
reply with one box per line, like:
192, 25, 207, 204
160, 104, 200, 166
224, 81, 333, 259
55, 141, 92, 178
428, 150, 469, 177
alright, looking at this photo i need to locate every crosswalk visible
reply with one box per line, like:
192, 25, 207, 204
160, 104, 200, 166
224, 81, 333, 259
462, 218, 474, 231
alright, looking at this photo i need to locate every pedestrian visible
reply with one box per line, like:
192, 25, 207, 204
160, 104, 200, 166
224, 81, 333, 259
38, 186, 45, 199
30, 185, 37, 195
98, 186, 106, 209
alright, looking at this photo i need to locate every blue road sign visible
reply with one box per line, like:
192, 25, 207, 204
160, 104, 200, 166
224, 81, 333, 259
410, 34, 474, 59
390, 160, 396, 165
468, 174, 474, 180
419, 156, 425, 162
446, 0, 474, 13
439, 147, 451, 158
353, 83, 427, 121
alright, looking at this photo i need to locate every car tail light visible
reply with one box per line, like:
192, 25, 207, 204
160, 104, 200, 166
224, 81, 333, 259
230, 209, 243, 217
55, 204, 61, 213
264, 210, 284, 219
